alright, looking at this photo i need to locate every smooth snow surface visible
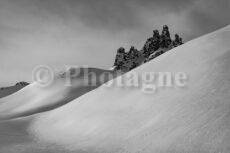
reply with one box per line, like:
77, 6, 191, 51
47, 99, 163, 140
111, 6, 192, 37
0, 25, 230, 153
0, 68, 115, 119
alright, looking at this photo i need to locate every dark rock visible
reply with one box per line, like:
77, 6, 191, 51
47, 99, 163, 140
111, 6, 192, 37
15, 81, 29, 86
113, 25, 184, 72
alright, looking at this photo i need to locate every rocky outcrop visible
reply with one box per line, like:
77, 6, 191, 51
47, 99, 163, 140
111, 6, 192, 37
0, 82, 29, 98
113, 25, 183, 72
15, 81, 29, 86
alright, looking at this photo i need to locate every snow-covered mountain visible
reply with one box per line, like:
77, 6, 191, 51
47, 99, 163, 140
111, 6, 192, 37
0, 25, 230, 153
0, 82, 29, 98
0, 68, 116, 119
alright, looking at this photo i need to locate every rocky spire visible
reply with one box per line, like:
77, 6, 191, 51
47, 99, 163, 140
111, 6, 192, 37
173, 34, 183, 47
162, 25, 171, 38
160, 25, 172, 48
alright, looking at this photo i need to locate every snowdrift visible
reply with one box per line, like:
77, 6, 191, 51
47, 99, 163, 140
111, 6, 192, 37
0, 68, 116, 119
0, 25, 230, 153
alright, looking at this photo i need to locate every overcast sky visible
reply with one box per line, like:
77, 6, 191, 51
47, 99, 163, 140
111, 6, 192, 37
0, 0, 229, 86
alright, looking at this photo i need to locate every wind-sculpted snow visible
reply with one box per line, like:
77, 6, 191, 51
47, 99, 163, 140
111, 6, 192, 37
0, 25, 230, 153
0, 68, 116, 120
0, 82, 29, 98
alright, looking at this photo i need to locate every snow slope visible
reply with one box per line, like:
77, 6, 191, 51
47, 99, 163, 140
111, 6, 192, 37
0, 68, 116, 120
0, 84, 28, 98
0, 25, 230, 153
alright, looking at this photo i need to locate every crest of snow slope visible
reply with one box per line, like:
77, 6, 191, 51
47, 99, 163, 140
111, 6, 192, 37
0, 25, 230, 153
0, 68, 116, 120
0, 85, 25, 98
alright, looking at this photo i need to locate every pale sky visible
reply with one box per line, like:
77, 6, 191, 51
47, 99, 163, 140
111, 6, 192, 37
0, 0, 229, 86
